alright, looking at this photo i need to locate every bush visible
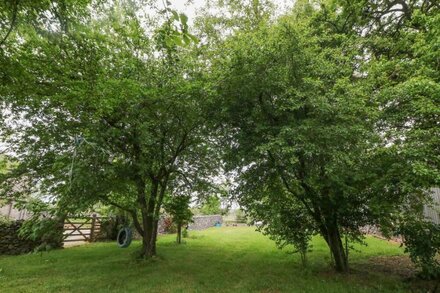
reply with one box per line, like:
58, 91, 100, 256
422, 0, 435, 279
399, 220, 440, 279
182, 228, 189, 238
162, 216, 177, 234
0, 214, 11, 224
19, 217, 64, 252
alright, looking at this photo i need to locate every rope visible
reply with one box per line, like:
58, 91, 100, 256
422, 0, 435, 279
68, 135, 112, 189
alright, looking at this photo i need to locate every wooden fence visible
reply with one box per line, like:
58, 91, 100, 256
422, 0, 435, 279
63, 215, 106, 244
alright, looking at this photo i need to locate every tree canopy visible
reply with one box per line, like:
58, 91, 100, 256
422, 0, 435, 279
0, 0, 439, 274
0, 0, 218, 258
210, 0, 439, 272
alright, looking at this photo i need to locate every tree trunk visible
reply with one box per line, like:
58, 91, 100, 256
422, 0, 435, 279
151, 178, 168, 254
138, 179, 158, 259
141, 214, 155, 258
177, 223, 182, 244
134, 173, 169, 258
322, 224, 348, 272
151, 219, 159, 255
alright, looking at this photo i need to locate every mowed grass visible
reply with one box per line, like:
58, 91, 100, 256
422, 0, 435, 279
0, 226, 410, 292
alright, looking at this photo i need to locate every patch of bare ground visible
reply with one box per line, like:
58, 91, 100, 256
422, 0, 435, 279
352, 255, 440, 292
315, 255, 439, 292
357, 255, 416, 278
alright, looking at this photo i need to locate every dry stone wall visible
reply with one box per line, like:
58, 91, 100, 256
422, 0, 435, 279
118, 215, 223, 240
0, 220, 39, 255
188, 215, 223, 230
0, 220, 64, 255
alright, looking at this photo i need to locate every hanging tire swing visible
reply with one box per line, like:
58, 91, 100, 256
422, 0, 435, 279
117, 227, 133, 248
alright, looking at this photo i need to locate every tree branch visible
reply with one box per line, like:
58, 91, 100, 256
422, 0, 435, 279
99, 196, 144, 235
0, 0, 20, 48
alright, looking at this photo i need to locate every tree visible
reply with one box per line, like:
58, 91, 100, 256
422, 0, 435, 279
210, 0, 440, 273
215, 9, 373, 272
333, 0, 440, 277
164, 195, 193, 244
0, 0, 92, 48
0, 1, 217, 258
0, 156, 7, 174
211, 0, 430, 272
243, 175, 315, 267
198, 196, 223, 215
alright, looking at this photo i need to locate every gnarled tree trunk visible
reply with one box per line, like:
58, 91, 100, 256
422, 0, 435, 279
321, 223, 348, 272
137, 179, 158, 258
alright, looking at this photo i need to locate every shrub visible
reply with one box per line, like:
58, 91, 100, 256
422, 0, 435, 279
0, 214, 11, 224
162, 216, 177, 234
399, 220, 440, 279
19, 217, 64, 252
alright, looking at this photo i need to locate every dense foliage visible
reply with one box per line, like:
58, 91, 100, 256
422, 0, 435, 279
197, 196, 225, 216
212, 0, 439, 272
0, 0, 438, 276
399, 220, 440, 279
0, 0, 217, 258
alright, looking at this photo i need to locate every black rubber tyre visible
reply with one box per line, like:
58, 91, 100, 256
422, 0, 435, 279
117, 227, 132, 248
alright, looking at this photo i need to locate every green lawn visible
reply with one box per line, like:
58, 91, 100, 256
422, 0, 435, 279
0, 226, 412, 292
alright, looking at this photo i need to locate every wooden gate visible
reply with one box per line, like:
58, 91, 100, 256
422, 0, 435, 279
63, 215, 105, 244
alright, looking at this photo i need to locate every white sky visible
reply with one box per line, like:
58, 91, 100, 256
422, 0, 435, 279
166, 0, 294, 21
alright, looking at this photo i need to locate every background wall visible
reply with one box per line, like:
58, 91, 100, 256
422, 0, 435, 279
0, 220, 63, 255
0, 202, 31, 220
424, 188, 440, 224
188, 215, 223, 230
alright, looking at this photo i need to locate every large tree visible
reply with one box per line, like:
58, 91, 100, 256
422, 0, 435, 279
0, 0, 217, 258
213, 0, 439, 272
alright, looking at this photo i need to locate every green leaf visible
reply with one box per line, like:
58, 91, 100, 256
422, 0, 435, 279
172, 35, 184, 46
170, 10, 179, 20
180, 13, 188, 25
188, 34, 199, 44
183, 34, 191, 45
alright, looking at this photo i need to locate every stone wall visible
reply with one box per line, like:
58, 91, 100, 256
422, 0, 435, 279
0, 219, 64, 255
0, 220, 40, 255
361, 225, 403, 243
114, 215, 223, 240
188, 215, 223, 230
130, 216, 168, 240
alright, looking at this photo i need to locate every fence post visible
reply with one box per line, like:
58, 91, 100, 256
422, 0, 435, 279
90, 214, 96, 242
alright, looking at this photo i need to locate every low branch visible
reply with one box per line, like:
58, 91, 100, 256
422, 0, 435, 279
267, 150, 320, 224
99, 196, 144, 235
0, 0, 20, 48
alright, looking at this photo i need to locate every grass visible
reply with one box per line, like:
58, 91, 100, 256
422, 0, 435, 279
0, 226, 414, 292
